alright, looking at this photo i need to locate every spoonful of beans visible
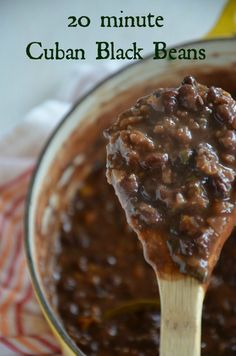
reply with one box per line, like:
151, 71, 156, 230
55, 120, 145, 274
104, 76, 236, 356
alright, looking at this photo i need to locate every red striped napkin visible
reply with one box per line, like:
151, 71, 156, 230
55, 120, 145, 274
0, 100, 69, 355
0, 167, 62, 355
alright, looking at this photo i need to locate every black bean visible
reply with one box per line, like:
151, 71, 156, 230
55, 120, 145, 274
182, 76, 196, 86
141, 152, 168, 169
178, 84, 204, 111
136, 202, 161, 225
219, 130, 236, 151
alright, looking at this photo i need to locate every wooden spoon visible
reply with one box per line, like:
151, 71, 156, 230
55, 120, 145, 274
159, 276, 204, 356
105, 77, 236, 355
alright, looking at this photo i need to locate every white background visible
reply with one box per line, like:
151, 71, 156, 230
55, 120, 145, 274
1, 0, 226, 132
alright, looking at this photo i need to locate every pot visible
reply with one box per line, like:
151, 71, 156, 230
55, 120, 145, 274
25, 37, 236, 355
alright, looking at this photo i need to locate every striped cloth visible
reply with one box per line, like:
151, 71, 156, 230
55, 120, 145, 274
0, 167, 61, 355
0, 63, 119, 355
0, 99, 70, 355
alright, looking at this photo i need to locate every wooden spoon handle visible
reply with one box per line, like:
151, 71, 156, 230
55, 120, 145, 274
158, 277, 205, 356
